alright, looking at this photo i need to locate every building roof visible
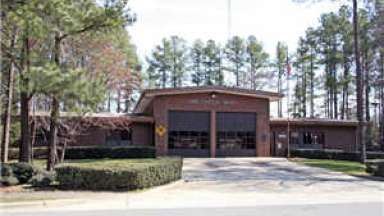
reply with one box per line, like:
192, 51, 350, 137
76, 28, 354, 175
31, 112, 154, 123
270, 118, 359, 127
134, 86, 283, 113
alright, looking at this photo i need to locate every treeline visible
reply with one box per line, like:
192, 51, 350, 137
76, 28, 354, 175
145, 36, 271, 90
144, 3, 384, 151
291, 3, 383, 150
0, 0, 140, 169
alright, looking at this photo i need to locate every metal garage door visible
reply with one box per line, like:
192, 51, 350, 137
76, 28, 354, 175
168, 111, 210, 157
216, 112, 256, 157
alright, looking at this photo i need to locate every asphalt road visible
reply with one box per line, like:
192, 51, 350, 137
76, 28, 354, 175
2, 202, 383, 216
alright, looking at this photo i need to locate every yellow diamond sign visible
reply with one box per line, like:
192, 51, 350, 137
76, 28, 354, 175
155, 125, 167, 137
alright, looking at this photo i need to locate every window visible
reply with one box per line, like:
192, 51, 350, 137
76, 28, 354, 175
106, 129, 132, 146
290, 132, 300, 145
217, 131, 256, 150
168, 111, 210, 150
216, 112, 256, 150
303, 132, 324, 145
168, 131, 209, 149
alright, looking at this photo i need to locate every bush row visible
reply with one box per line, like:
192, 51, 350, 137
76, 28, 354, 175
1, 162, 55, 187
291, 149, 384, 161
366, 160, 384, 177
8, 146, 156, 160
55, 157, 183, 191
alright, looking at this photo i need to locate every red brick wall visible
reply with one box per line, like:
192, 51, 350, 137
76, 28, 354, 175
72, 127, 107, 146
270, 125, 357, 155
69, 123, 154, 147
131, 123, 153, 146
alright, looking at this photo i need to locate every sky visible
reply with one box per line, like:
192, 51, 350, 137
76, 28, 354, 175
127, 0, 351, 116
128, 0, 347, 61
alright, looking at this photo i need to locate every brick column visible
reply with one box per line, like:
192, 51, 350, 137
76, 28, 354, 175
210, 110, 216, 158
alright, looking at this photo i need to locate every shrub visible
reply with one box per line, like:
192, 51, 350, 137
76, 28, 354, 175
55, 157, 182, 191
0, 164, 19, 186
1, 163, 13, 177
63, 146, 156, 160
30, 171, 56, 187
1, 176, 19, 186
9, 162, 35, 184
366, 160, 384, 177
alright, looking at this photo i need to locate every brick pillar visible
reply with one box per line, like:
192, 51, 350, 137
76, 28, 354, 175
210, 110, 216, 158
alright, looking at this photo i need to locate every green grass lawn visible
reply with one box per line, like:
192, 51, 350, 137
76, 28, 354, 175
293, 158, 367, 175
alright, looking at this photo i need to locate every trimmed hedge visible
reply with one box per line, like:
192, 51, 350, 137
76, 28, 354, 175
366, 160, 384, 177
8, 147, 48, 160
291, 149, 384, 161
8, 146, 156, 160
55, 157, 182, 191
0, 162, 35, 186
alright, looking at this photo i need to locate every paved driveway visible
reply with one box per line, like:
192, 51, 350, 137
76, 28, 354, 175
180, 158, 383, 193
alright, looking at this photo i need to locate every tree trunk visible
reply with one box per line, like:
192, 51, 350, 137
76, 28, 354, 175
47, 98, 59, 171
19, 33, 31, 163
107, 91, 111, 112
364, 52, 371, 149
59, 140, 67, 163
301, 53, 307, 118
30, 117, 36, 163
117, 89, 121, 113
310, 50, 314, 118
380, 51, 384, 149
1, 31, 16, 162
353, 0, 365, 163
47, 33, 61, 171
341, 56, 349, 120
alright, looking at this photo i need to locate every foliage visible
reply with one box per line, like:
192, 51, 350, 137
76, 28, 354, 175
8, 162, 35, 183
146, 37, 188, 88
25, 64, 106, 113
244, 36, 270, 90
30, 170, 56, 187
55, 157, 183, 191
365, 159, 384, 177
0, 162, 36, 185
202, 40, 223, 86
225, 36, 246, 87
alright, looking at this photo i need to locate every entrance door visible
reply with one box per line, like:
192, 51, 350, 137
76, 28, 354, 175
216, 112, 256, 157
168, 111, 210, 157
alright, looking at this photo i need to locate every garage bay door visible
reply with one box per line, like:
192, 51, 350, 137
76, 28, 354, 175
216, 112, 256, 157
168, 111, 210, 157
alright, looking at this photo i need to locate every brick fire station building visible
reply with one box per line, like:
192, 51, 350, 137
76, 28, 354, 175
67, 86, 359, 157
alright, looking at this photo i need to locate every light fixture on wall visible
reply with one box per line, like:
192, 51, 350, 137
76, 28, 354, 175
211, 92, 217, 99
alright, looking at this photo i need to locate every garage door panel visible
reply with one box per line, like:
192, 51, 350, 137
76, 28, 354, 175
168, 111, 210, 157
217, 112, 256, 132
169, 111, 210, 132
216, 112, 256, 157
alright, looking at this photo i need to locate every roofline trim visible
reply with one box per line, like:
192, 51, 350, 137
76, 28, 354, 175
134, 86, 283, 113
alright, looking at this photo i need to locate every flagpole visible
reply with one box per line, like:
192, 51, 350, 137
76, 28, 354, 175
286, 49, 291, 158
